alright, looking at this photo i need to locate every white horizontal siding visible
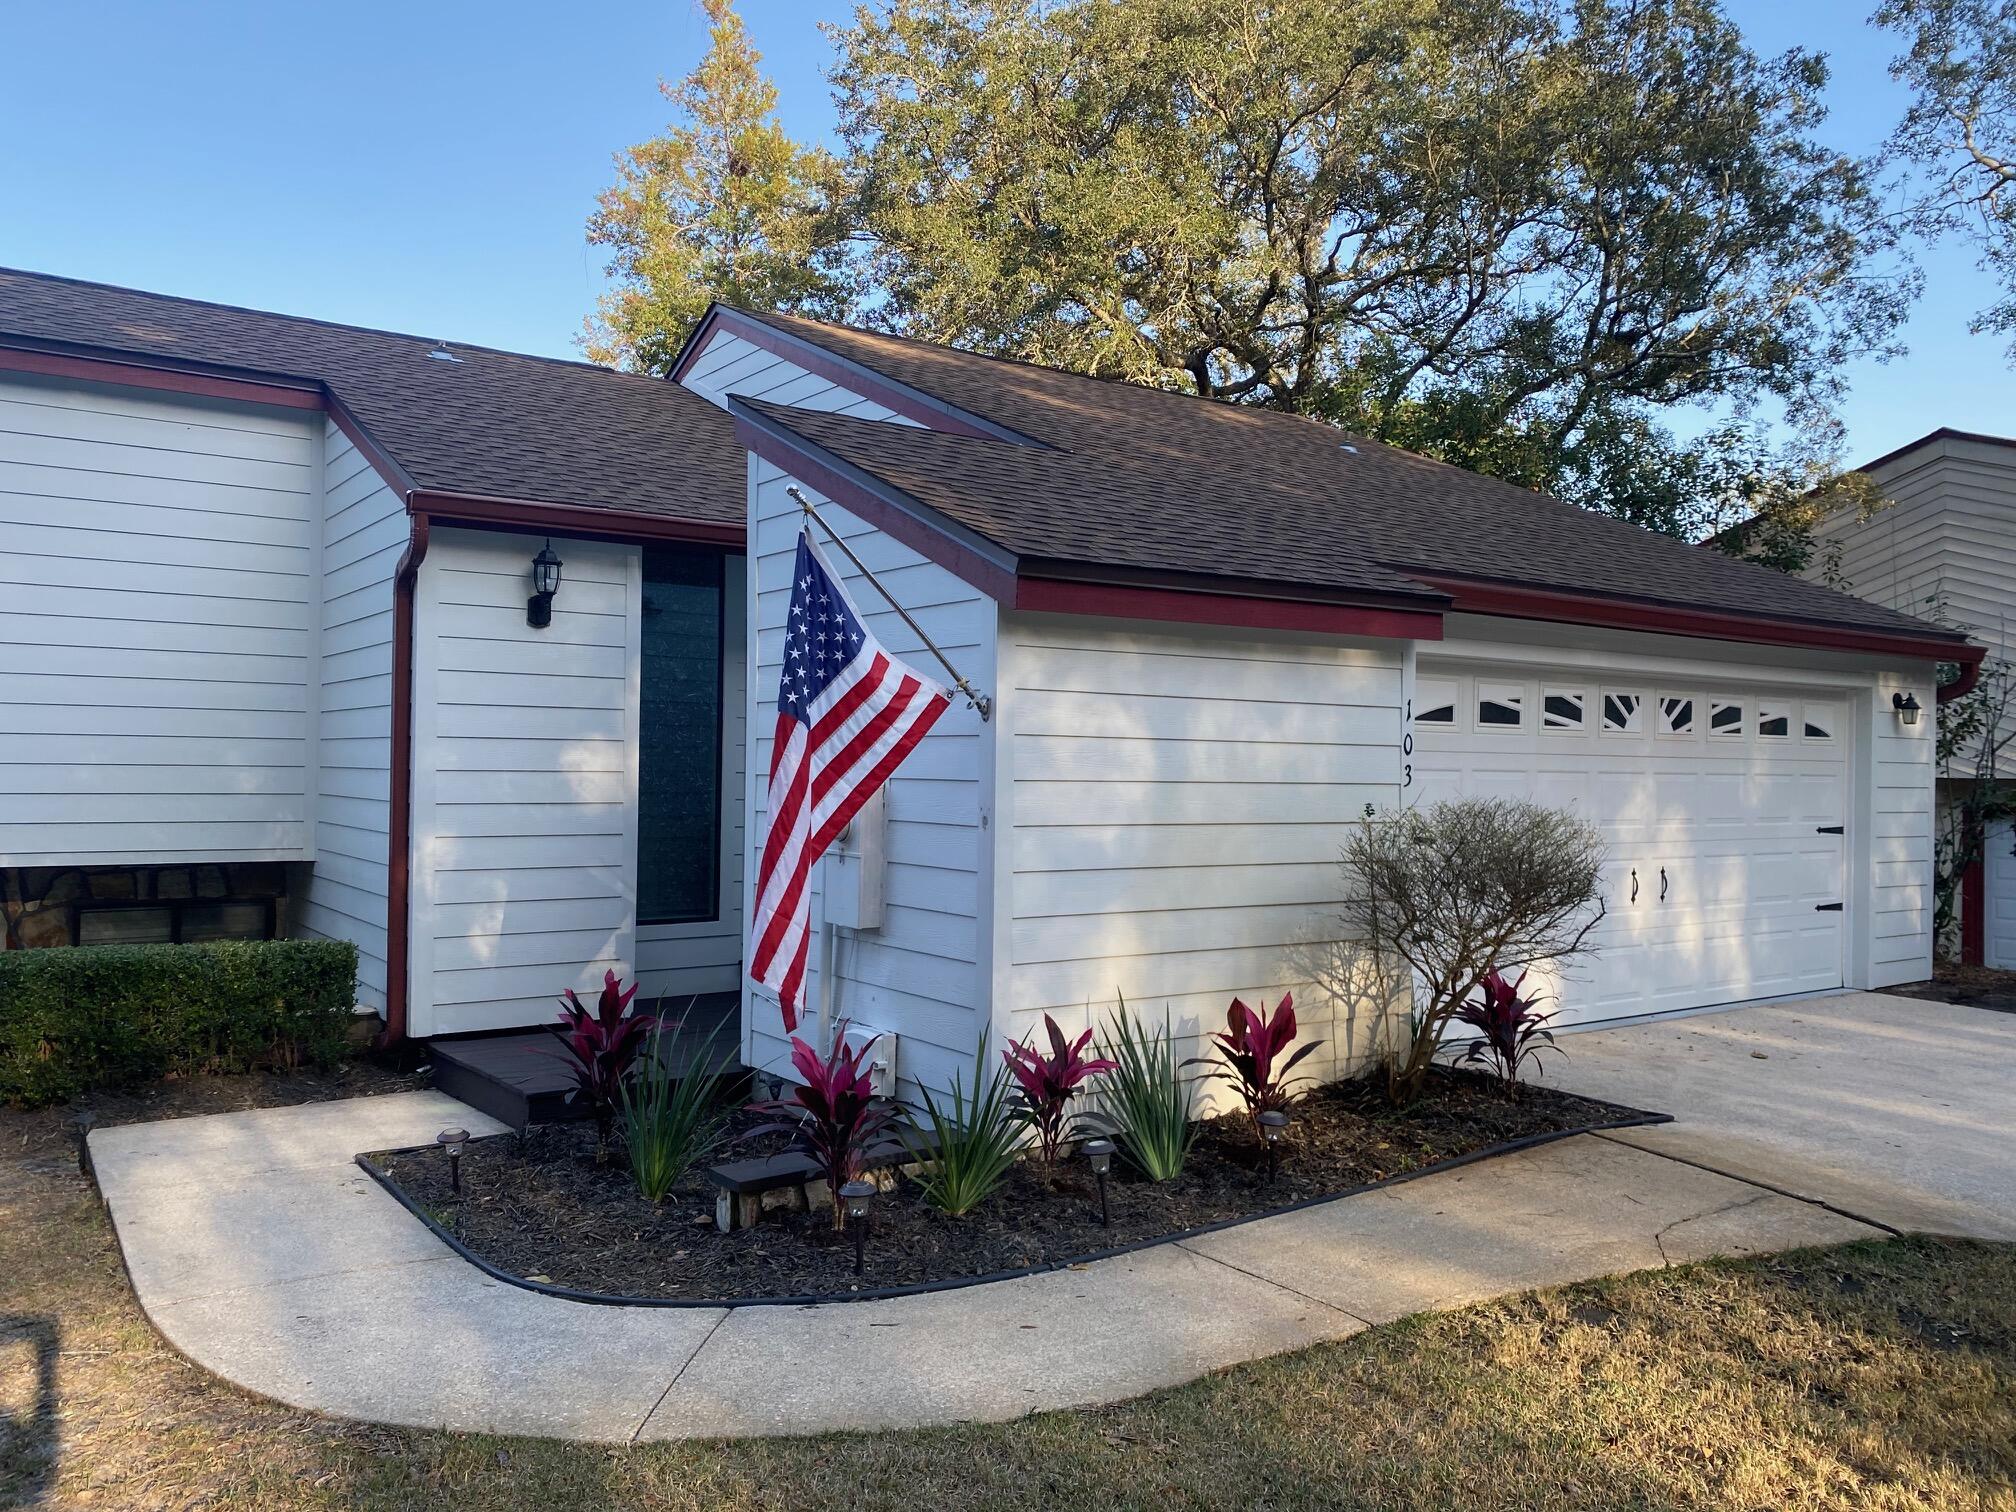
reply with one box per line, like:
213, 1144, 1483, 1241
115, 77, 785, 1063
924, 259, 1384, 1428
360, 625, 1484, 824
294, 420, 402, 1011
407, 528, 640, 1036
1000, 615, 1407, 1112
0, 376, 317, 865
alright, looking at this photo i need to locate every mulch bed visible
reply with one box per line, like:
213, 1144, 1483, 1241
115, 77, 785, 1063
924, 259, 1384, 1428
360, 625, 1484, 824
366, 1069, 1650, 1302
1883, 960, 2016, 1014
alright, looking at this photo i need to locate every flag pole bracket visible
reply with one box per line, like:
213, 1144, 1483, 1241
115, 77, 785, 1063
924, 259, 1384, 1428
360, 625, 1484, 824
787, 486, 994, 721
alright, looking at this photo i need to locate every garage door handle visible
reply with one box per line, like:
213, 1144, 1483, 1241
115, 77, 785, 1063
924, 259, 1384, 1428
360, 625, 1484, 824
1630, 869, 1638, 904
1815, 902, 1844, 912
1816, 825, 1844, 835
1659, 867, 1668, 902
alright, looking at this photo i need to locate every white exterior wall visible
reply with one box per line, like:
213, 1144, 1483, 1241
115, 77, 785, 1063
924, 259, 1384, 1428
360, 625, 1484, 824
408, 528, 641, 1036
293, 420, 403, 1010
996, 615, 1408, 1109
0, 375, 318, 865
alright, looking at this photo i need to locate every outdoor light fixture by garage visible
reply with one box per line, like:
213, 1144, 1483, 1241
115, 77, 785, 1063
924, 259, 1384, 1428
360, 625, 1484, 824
1893, 691, 1923, 727
526, 541, 563, 628
1081, 1136, 1116, 1228
840, 1179, 876, 1274
1257, 1110, 1291, 1181
436, 1126, 470, 1194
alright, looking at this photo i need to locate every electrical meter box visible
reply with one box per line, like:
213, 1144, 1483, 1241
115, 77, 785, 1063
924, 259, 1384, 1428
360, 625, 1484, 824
839, 1022, 898, 1098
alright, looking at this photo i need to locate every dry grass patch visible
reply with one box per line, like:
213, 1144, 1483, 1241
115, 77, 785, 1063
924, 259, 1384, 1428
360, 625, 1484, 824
2, 1084, 2012, 1510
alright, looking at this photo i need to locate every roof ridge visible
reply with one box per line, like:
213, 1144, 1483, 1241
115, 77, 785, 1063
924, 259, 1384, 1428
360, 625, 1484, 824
0, 264, 661, 382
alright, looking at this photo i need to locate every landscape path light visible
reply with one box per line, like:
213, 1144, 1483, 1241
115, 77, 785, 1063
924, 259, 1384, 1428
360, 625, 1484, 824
1081, 1136, 1116, 1228
1257, 1110, 1291, 1182
840, 1179, 876, 1275
436, 1127, 470, 1195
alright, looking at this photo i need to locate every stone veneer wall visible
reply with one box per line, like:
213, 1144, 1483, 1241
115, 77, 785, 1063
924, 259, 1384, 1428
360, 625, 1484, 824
1, 863, 297, 950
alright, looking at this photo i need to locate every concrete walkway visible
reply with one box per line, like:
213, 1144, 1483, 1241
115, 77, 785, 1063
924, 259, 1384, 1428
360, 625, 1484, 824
1547, 991, 2016, 1241
90, 1091, 1880, 1442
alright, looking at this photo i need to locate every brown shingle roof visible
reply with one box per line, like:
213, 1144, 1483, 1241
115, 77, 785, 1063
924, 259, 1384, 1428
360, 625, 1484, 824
0, 268, 742, 526
739, 309, 1963, 640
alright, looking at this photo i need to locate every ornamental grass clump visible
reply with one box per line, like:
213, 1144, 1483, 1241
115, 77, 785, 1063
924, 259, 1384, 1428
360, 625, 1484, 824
1453, 968, 1561, 1095
750, 1024, 902, 1230
904, 1033, 1023, 1216
544, 970, 652, 1157
1098, 996, 1196, 1181
1002, 1013, 1116, 1165
1190, 991, 1321, 1140
618, 1015, 731, 1202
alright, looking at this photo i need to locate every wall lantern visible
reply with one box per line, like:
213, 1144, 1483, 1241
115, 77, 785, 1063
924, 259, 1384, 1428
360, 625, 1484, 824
1892, 691, 1922, 728
527, 541, 564, 628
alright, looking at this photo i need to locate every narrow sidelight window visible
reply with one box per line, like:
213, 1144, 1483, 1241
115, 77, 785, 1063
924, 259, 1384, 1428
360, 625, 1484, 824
637, 548, 726, 924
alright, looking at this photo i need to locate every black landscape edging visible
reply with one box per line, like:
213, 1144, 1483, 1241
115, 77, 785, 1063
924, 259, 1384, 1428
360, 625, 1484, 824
356, 1094, 1672, 1311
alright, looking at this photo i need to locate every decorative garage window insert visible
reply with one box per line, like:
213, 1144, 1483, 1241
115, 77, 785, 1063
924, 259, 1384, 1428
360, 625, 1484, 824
1803, 702, 1838, 741
1415, 677, 1457, 725
1757, 703, 1791, 738
1601, 692, 1642, 732
1477, 682, 1524, 728
1659, 695, 1694, 736
1542, 689, 1586, 729
1710, 700, 1745, 737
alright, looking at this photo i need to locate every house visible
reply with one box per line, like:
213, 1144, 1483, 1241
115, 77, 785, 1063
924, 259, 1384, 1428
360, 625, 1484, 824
670, 306, 1978, 1099
0, 269, 749, 1042
0, 267, 1978, 1108
1807, 428, 2016, 968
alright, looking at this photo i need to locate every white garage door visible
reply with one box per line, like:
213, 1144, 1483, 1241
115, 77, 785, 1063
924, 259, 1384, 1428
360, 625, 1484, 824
1986, 821, 2016, 969
1412, 664, 1849, 1027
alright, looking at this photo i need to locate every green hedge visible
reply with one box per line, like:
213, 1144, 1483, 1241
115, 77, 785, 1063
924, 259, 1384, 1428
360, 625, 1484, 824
0, 938, 360, 1106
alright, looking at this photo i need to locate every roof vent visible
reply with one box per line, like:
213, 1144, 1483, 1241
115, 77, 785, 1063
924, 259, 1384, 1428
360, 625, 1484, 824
1339, 442, 1359, 454
426, 341, 463, 364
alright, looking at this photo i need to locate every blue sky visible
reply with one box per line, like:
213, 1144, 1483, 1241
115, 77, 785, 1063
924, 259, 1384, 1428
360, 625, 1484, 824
1, 0, 2006, 466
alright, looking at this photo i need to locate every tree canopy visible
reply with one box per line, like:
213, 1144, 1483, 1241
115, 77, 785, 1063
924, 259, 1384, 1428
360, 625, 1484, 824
583, 0, 852, 372
1881, 0, 2016, 359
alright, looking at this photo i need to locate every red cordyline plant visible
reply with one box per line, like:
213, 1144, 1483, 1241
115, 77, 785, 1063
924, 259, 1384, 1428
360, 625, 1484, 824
750, 1023, 902, 1230
545, 970, 652, 1157
1002, 1013, 1116, 1164
1189, 992, 1322, 1138
1454, 969, 1560, 1096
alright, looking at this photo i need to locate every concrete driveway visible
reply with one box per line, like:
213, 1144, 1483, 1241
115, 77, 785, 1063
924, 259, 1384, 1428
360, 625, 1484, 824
1546, 991, 2016, 1240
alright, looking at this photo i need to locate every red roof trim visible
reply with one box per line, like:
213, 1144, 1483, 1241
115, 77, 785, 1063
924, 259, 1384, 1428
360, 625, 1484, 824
1416, 571, 1983, 664
1015, 577, 1445, 640
676, 307, 1044, 447
408, 488, 745, 549
0, 341, 323, 411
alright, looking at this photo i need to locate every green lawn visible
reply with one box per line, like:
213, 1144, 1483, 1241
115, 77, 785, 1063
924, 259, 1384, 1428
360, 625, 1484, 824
3, 1093, 2012, 1511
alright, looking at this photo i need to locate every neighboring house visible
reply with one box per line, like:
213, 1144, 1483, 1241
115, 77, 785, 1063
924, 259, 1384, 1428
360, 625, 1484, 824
1808, 428, 2016, 968
0, 269, 747, 1040
672, 307, 1977, 1099
0, 269, 1979, 1107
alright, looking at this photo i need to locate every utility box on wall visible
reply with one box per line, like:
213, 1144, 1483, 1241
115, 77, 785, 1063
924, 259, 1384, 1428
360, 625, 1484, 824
824, 787, 885, 930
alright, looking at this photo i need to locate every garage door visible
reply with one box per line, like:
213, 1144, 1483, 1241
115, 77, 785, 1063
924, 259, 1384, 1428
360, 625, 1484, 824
1986, 821, 2016, 970
1412, 664, 1849, 1027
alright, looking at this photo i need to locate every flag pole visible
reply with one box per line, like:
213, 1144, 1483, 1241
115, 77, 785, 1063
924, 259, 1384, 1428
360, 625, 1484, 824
787, 485, 993, 721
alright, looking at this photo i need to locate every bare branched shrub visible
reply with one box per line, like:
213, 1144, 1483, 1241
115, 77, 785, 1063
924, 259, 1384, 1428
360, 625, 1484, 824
1339, 798, 1606, 1103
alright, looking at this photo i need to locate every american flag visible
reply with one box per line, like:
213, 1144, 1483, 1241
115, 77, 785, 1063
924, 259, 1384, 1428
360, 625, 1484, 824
749, 531, 950, 1029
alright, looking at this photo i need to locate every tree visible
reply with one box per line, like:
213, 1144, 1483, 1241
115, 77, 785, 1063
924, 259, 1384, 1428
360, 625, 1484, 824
830, 0, 1909, 523
1880, 0, 2016, 358
585, 0, 852, 373
1921, 586, 2016, 946
1337, 798, 1607, 1104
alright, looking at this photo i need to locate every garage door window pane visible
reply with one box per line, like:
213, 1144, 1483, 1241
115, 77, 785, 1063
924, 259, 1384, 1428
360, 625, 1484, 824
1477, 683, 1523, 727
1803, 703, 1837, 741
1710, 701, 1744, 736
1757, 703, 1790, 738
1542, 690, 1585, 729
1659, 696, 1694, 735
1415, 677, 1457, 724
1601, 692, 1641, 732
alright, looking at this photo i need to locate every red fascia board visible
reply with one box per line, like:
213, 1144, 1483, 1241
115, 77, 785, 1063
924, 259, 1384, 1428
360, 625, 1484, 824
677, 307, 1044, 448
0, 341, 323, 411
407, 488, 745, 549
1417, 572, 1984, 665
1014, 577, 1445, 640
324, 391, 419, 498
